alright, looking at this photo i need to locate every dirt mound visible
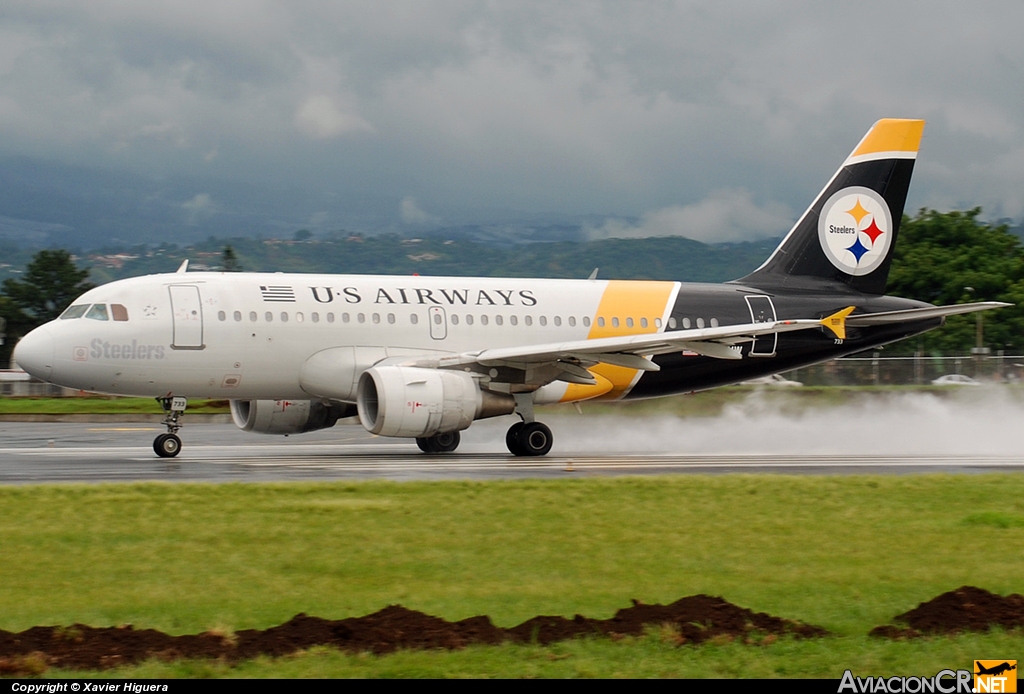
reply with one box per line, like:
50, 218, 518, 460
0, 596, 825, 673
507, 595, 827, 645
870, 586, 1024, 638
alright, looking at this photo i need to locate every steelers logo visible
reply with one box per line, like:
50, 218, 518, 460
817, 186, 893, 276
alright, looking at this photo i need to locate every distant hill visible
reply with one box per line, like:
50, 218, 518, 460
23, 234, 782, 287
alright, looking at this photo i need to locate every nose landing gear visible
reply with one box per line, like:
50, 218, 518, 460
154, 396, 187, 458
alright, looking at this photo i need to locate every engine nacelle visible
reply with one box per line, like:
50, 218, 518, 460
230, 399, 355, 435
357, 366, 513, 438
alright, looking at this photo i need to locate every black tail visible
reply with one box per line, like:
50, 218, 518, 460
738, 119, 924, 295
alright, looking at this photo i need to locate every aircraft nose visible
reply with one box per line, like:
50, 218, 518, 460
13, 326, 54, 381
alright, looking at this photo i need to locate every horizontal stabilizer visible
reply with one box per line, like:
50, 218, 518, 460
820, 306, 856, 340
846, 301, 1010, 326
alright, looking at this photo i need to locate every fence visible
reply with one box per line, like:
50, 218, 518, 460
786, 353, 1024, 387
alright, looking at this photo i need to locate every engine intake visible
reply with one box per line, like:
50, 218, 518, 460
357, 366, 513, 437
230, 399, 355, 435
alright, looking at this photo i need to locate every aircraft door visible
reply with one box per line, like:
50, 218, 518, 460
745, 295, 777, 357
169, 285, 205, 350
428, 306, 447, 340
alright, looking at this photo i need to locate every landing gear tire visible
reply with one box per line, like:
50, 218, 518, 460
507, 421, 552, 457
505, 421, 525, 456
154, 433, 182, 458
416, 431, 461, 454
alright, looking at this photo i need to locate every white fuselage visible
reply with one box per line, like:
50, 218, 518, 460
21, 271, 681, 404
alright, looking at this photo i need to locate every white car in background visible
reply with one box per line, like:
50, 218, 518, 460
931, 374, 980, 386
741, 374, 804, 387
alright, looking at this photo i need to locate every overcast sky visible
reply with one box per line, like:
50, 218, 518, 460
2, 1, 1023, 243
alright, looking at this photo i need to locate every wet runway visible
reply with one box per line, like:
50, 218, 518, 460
2, 420, 1023, 483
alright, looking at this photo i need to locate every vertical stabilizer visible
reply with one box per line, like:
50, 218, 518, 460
738, 119, 924, 295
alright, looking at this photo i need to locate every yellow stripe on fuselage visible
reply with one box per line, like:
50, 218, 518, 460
561, 280, 677, 402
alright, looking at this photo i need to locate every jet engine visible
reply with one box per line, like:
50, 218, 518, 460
230, 399, 355, 435
357, 366, 514, 438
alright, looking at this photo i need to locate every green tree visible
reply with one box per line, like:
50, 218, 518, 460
1, 250, 94, 324
886, 208, 1024, 354
221, 245, 242, 272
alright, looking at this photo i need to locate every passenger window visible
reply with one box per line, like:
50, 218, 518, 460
480, 315, 488, 325
539, 316, 547, 326
342, 313, 350, 323
357, 313, 365, 324
696, 318, 705, 328
60, 305, 89, 319
86, 304, 109, 321
510, 315, 518, 326
640, 317, 648, 328
524, 315, 532, 326
583, 317, 590, 327
568, 316, 576, 327
218, 311, 226, 322
466, 314, 474, 325
250, 311, 258, 322
372, 313, 380, 324
451, 314, 459, 325
233, 311, 242, 322
327, 313, 335, 323
626, 317, 634, 328
554, 316, 561, 326
296, 312, 304, 323
410, 313, 418, 325
111, 304, 129, 322
265, 312, 273, 322
611, 317, 619, 328
387, 313, 395, 324
312, 312, 320, 323
495, 315, 503, 326
710, 317, 719, 327
681, 317, 689, 329
597, 317, 605, 327
280, 312, 289, 322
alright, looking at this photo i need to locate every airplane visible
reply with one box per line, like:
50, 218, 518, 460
12, 118, 1008, 458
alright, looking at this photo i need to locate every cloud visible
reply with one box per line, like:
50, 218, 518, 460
586, 190, 793, 243
181, 192, 216, 225
2, 2, 1024, 232
399, 196, 440, 225
294, 95, 373, 139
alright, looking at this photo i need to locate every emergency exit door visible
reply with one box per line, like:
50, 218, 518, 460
745, 295, 777, 357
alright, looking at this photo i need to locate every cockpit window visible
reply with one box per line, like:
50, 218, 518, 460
85, 304, 109, 321
111, 304, 129, 322
60, 304, 90, 320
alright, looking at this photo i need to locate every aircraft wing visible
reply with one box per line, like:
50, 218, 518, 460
415, 314, 845, 388
844, 301, 1010, 326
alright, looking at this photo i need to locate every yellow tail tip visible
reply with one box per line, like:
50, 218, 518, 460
851, 119, 925, 157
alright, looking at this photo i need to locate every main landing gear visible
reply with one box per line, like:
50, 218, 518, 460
505, 393, 553, 457
416, 431, 461, 454
154, 396, 187, 458
505, 421, 553, 457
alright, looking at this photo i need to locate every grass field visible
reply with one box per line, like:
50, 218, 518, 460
0, 396, 231, 414
0, 385, 1003, 417
1, 475, 1022, 677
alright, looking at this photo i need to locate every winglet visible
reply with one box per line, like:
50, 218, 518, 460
821, 306, 856, 340
176, 259, 189, 274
